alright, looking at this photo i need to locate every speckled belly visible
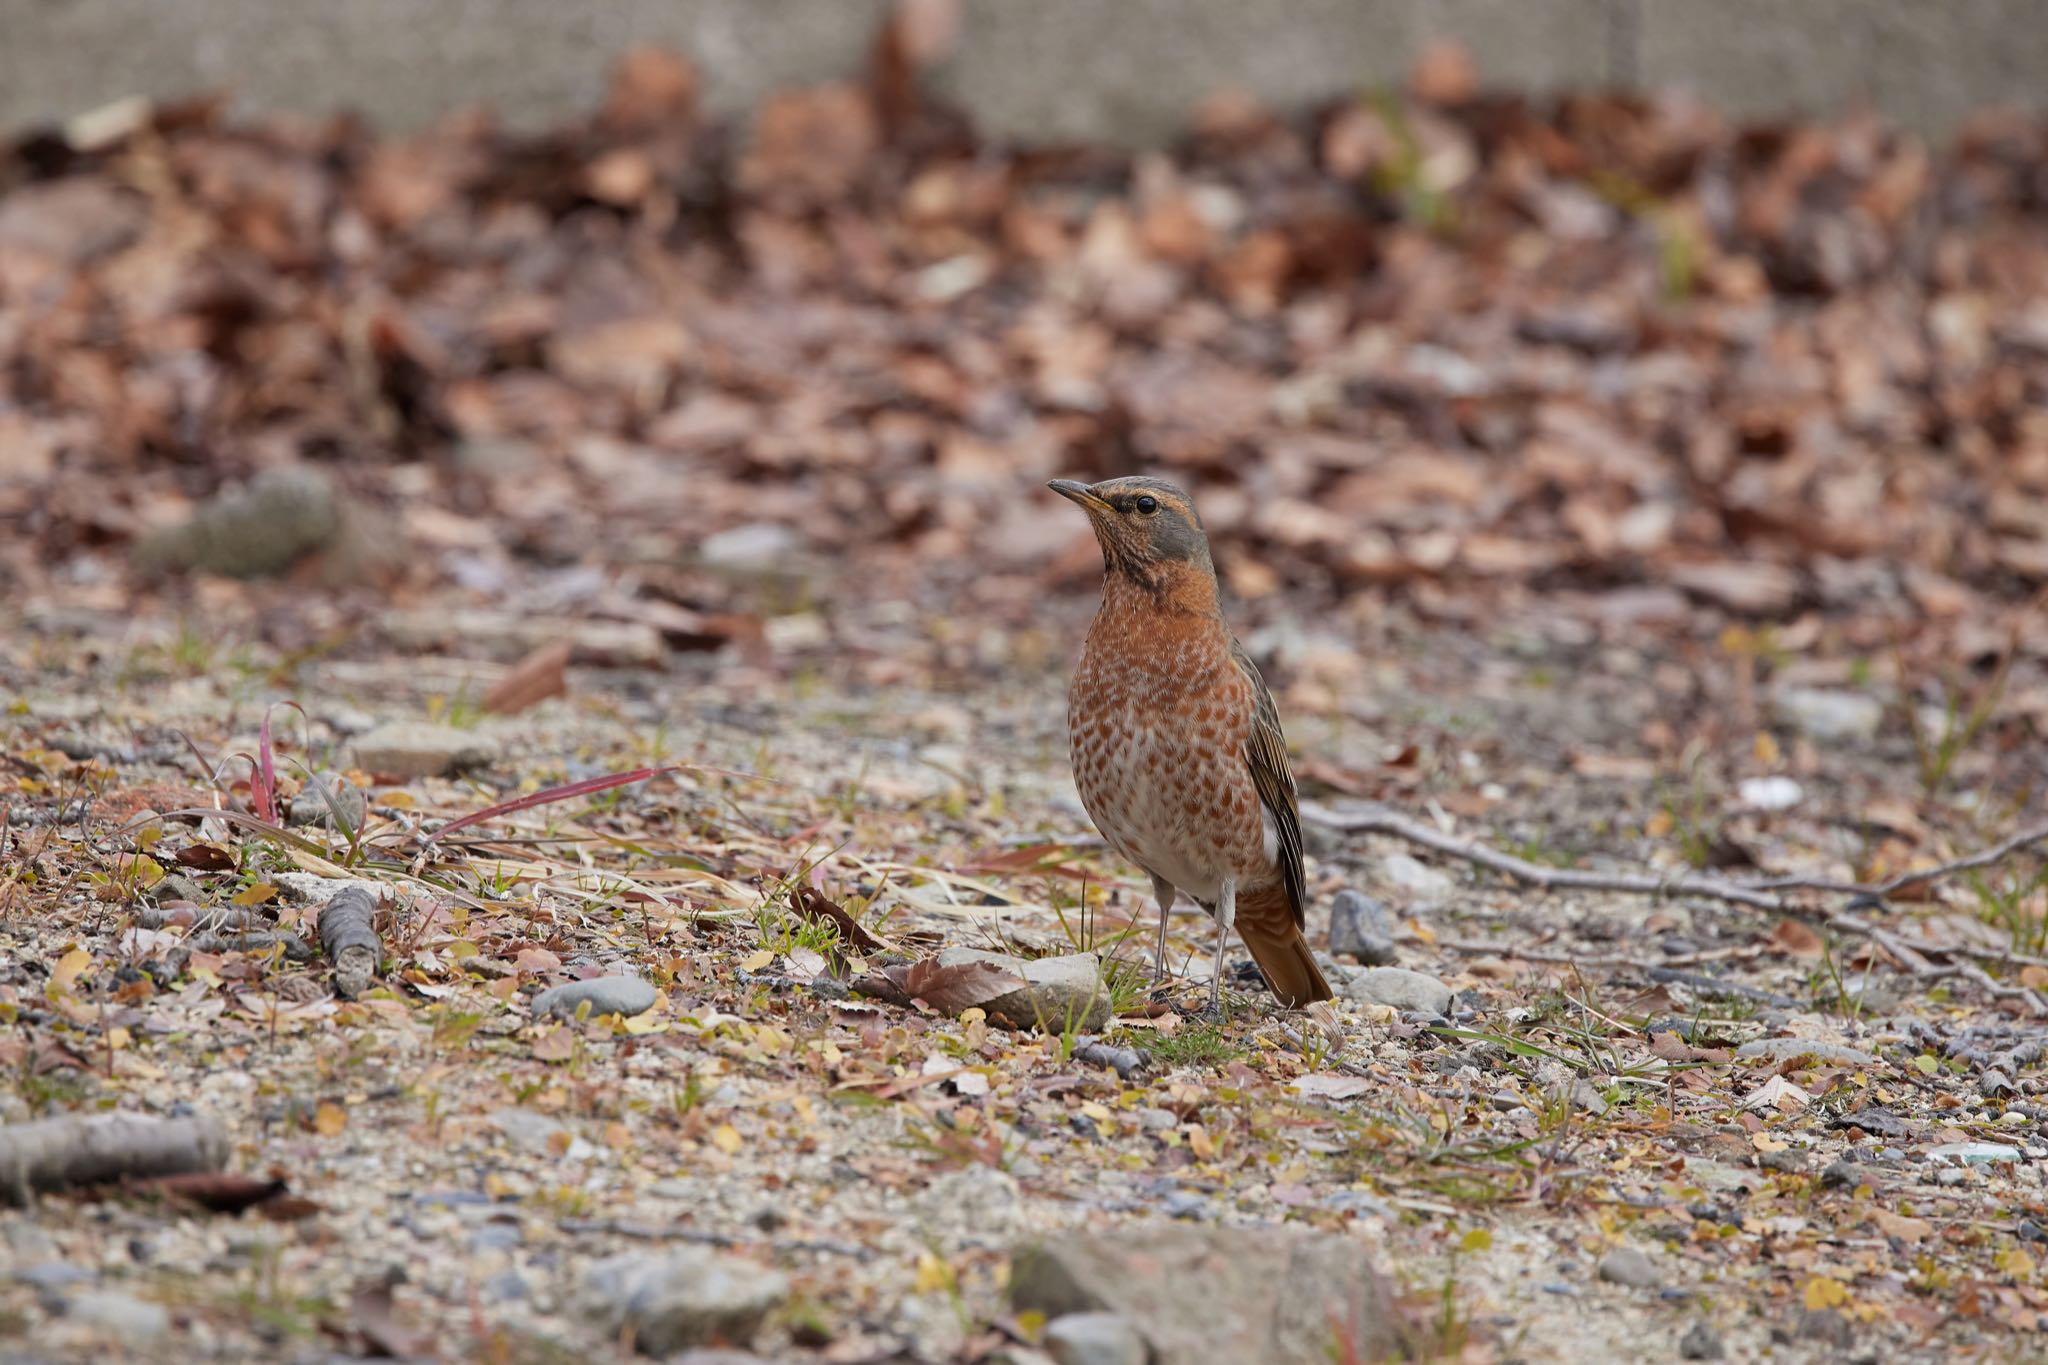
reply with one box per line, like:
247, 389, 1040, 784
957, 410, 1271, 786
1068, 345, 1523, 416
1067, 652, 1275, 904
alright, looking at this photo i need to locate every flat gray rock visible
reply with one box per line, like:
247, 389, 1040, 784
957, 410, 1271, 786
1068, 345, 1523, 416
351, 722, 500, 780
1338, 966, 1453, 1017
933, 947, 1109, 1032
1046, 1311, 1148, 1365
1011, 1220, 1395, 1365
579, 1247, 788, 1356
63, 1289, 169, 1344
348, 720, 499, 785
1733, 1038, 1875, 1067
533, 976, 657, 1021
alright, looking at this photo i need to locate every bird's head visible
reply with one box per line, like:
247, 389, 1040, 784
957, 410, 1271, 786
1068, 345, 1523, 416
1048, 475, 1214, 587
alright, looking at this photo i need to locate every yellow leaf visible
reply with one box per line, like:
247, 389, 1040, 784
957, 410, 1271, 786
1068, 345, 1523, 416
49, 947, 92, 994
1645, 808, 1676, 838
313, 1101, 348, 1137
1752, 1132, 1789, 1153
1188, 1125, 1215, 1160
1753, 731, 1782, 765
379, 790, 416, 809
913, 1250, 954, 1295
1461, 1227, 1494, 1253
118, 854, 164, 888
1998, 1247, 2037, 1279
709, 1123, 743, 1155
232, 882, 277, 907
740, 949, 774, 973
1803, 1276, 1850, 1311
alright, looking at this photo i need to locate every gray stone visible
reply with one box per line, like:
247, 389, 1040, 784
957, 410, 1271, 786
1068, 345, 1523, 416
485, 1108, 570, 1153
1771, 688, 1884, 744
1597, 1246, 1662, 1289
63, 1289, 169, 1344
578, 1247, 789, 1356
15, 1263, 94, 1292
1045, 1311, 1147, 1365
1679, 1322, 1726, 1360
532, 975, 658, 1021
1379, 854, 1452, 904
150, 874, 208, 906
1011, 1220, 1395, 1365
933, 948, 1110, 1033
481, 1270, 530, 1303
1327, 889, 1397, 965
350, 722, 501, 780
1338, 966, 1453, 1017
911, 1167, 1025, 1253
1733, 1038, 1876, 1067
700, 523, 801, 575
134, 467, 343, 579
287, 774, 368, 830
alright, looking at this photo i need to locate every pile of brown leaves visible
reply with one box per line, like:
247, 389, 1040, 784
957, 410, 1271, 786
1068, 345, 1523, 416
1, 11, 2045, 629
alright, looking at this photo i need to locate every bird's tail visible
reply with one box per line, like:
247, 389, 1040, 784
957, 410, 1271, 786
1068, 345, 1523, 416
1235, 883, 1334, 1008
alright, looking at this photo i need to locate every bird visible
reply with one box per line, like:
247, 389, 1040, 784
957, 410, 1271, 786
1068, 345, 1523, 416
1050, 475, 1333, 1013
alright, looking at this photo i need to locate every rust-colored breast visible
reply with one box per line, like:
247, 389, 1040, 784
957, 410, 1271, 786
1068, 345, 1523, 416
1066, 579, 1281, 907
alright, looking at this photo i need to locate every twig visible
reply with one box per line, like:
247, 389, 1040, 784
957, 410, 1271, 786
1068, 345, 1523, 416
1303, 802, 1787, 909
1305, 801, 2048, 1013
0, 1113, 228, 1206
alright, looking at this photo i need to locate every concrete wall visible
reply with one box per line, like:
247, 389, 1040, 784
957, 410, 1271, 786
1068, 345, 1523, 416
1, 0, 2043, 143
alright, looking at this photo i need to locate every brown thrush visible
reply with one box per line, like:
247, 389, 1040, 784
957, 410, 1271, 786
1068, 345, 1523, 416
1051, 476, 1334, 1011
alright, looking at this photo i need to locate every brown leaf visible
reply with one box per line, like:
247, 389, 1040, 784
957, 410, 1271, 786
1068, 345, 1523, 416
792, 885, 886, 954
481, 640, 570, 716
863, 957, 1026, 1017
174, 843, 237, 872
1766, 919, 1827, 960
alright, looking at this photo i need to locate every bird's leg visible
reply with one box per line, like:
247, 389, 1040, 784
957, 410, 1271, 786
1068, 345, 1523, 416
1149, 875, 1176, 985
1210, 878, 1236, 1018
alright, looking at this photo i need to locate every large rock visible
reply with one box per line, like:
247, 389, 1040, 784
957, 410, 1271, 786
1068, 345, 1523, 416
1338, 966, 1454, 1017
134, 467, 345, 579
1010, 1221, 1396, 1365
349, 722, 500, 780
933, 948, 1109, 1032
579, 1248, 788, 1356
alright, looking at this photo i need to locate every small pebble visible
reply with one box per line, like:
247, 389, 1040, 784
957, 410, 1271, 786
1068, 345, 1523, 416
1597, 1246, 1661, 1289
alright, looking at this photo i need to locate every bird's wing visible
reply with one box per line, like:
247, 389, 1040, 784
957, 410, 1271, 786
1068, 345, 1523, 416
1230, 638, 1305, 929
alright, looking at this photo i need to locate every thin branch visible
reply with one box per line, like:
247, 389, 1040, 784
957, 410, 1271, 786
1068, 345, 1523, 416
1303, 802, 1788, 910
1304, 801, 2048, 1013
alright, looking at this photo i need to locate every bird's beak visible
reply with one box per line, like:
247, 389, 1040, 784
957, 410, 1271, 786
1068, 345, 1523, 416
1048, 479, 1110, 514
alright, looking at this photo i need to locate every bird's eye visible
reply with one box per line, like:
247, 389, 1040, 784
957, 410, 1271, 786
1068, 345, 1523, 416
1134, 495, 1159, 515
